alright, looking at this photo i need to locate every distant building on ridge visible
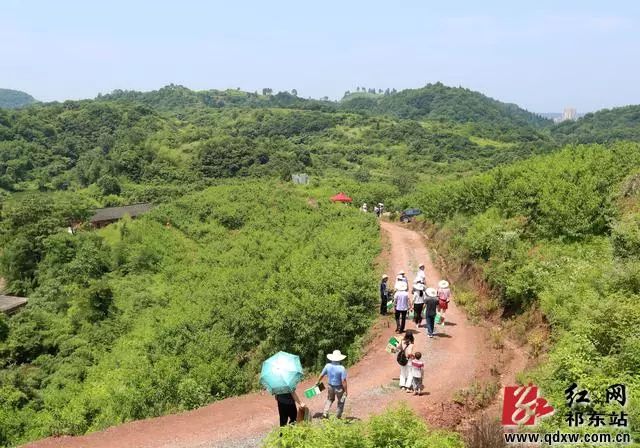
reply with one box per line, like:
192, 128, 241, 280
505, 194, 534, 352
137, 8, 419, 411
553, 107, 578, 123
562, 107, 577, 121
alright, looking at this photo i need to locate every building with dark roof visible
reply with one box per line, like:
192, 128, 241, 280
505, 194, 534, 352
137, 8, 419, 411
89, 203, 153, 228
0, 295, 28, 314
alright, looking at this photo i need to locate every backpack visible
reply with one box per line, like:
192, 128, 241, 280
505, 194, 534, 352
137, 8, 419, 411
396, 343, 409, 366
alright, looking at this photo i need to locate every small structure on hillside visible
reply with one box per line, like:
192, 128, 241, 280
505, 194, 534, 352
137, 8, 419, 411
292, 173, 309, 185
89, 203, 153, 228
330, 192, 353, 203
0, 295, 28, 315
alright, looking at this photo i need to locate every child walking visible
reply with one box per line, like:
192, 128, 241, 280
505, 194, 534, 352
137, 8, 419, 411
411, 352, 424, 396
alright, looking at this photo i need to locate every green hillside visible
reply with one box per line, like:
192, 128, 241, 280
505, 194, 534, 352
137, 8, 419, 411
341, 82, 551, 129
0, 183, 379, 444
99, 84, 335, 111
407, 142, 640, 441
0, 93, 557, 199
1, 82, 640, 446
552, 104, 640, 143
0, 88, 37, 109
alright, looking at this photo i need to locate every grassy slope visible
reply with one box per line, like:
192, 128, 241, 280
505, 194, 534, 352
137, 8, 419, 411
0, 181, 380, 445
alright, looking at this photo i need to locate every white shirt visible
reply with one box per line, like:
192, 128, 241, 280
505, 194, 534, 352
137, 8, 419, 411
414, 269, 426, 284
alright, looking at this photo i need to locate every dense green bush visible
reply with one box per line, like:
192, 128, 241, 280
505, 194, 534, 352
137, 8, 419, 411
415, 143, 640, 441
412, 143, 640, 240
263, 406, 464, 448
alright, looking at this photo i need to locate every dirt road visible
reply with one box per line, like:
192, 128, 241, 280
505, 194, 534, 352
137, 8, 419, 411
25, 222, 489, 448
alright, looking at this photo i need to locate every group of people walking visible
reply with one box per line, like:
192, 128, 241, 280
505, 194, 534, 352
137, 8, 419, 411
275, 349, 348, 428
380, 263, 452, 395
379, 264, 451, 338
274, 263, 452, 428
361, 202, 384, 217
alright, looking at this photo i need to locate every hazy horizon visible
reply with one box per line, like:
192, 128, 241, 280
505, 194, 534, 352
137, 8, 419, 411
2, 0, 639, 113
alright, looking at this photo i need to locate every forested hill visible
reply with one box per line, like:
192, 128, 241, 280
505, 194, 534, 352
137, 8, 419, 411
0, 94, 558, 196
99, 84, 336, 111
0, 88, 37, 109
100, 83, 551, 131
340, 83, 551, 128
552, 104, 640, 143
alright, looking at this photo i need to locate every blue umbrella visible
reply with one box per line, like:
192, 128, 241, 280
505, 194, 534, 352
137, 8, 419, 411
260, 351, 304, 395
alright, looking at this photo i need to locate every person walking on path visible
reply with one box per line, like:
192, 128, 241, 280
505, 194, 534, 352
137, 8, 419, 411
274, 389, 305, 427
397, 333, 414, 391
424, 287, 439, 338
437, 280, 451, 316
414, 263, 426, 284
397, 270, 408, 286
410, 352, 425, 396
317, 350, 348, 419
393, 280, 409, 333
411, 281, 425, 327
379, 274, 389, 315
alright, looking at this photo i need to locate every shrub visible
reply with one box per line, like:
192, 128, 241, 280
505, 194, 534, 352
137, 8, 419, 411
263, 406, 464, 448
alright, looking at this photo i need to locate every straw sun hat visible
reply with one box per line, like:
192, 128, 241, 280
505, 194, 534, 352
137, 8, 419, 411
395, 281, 408, 291
327, 350, 346, 362
438, 280, 450, 289
426, 287, 438, 297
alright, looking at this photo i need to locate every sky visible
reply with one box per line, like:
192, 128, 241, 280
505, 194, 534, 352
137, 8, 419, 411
1, 0, 639, 112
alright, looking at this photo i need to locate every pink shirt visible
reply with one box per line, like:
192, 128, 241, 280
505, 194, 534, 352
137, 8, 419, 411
411, 359, 424, 378
437, 287, 451, 302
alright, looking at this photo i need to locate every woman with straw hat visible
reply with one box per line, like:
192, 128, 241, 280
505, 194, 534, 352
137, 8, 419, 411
437, 280, 451, 314
397, 270, 408, 286
414, 263, 426, 284
411, 281, 426, 327
424, 287, 439, 338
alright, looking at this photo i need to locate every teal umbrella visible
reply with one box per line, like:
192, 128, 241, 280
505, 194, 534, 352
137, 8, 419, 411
260, 351, 304, 395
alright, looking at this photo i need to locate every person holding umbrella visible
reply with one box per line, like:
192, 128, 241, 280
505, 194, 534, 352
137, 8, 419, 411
316, 349, 348, 419
260, 352, 306, 427
275, 389, 305, 427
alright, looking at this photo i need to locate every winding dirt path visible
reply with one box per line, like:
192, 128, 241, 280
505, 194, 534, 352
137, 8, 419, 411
24, 222, 490, 448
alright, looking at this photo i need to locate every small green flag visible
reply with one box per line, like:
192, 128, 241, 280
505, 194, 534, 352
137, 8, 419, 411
386, 336, 400, 353
304, 385, 321, 399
